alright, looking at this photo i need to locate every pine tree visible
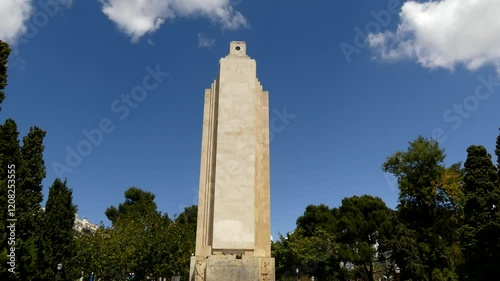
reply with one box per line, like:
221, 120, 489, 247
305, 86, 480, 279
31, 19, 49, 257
105, 187, 158, 225
0, 119, 23, 280
334, 196, 394, 281
461, 145, 500, 280
39, 179, 77, 281
0, 40, 10, 110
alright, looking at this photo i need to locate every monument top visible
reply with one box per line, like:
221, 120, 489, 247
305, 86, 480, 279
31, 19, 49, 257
229, 41, 247, 56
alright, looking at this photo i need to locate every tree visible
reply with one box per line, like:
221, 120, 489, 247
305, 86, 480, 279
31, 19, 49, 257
294, 204, 341, 280
383, 136, 463, 281
272, 229, 338, 281
19, 127, 46, 210
79, 188, 197, 280
0, 122, 47, 280
296, 204, 336, 236
0, 119, 23, 280
335, 196, 394, 281
176, 205, 197, 225
77, 226, 118, 280
152, 216, 195, 279
272, 233, 295, 280
460, 145, 500, 280
38, 179, 78, 281
17, 127, 46, 280
275, 199, 394, 281
0, 40, 10, 110
107, 187, 162, 279
105, 187, 158, 225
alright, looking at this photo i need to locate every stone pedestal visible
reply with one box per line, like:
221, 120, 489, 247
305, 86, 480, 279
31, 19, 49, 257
190, 256, 275, 281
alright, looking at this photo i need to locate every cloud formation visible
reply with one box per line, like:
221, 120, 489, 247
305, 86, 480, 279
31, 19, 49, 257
0, 0, 73, 45
0, 0, 33, 43
100, 0, 249, 42
197, 33, 215, 48
368, 0, 500, 73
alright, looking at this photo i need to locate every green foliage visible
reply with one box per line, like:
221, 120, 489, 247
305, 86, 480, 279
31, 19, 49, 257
79, 188, 195, 280
460, 145, 500, 280
275, 197, 393, 281
105, 187, 159, 225
77, 227, 122, 280
296, 204, 336, 236
176, 205, 197, 225
20, 126, 46, 206
0, 120, 48, 280
152, 218, 196, 278
272, 233, 294, 278
383, 136, 463, 281
38, 178, 78, 281
0, 40, 10, 110
17, 127, 46, 280
335, 196, 394, 281
0, 119, 22, 279
292, 204, 341, 280
295, 229, 338, 280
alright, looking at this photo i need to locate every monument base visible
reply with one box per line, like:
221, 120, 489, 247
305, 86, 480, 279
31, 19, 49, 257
189, 256, 275, 281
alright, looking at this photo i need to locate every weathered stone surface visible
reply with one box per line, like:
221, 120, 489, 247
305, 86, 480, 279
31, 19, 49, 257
190, 256, 275, 281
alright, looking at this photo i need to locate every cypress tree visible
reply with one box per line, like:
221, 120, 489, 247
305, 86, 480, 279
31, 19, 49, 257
39, 178, 77, 281
20, 127, 46, 209
461, 145, 500, 280
17, 127, 46, 280
0, 40, 49, 280
0, 119, 22, 280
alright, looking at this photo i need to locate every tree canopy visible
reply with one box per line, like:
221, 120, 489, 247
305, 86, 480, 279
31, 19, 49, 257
460, 145, 500, 280
105, 187, 160, 225
37, 179, 78, 281
382, 136, 464, 281
78, 187, 195, 280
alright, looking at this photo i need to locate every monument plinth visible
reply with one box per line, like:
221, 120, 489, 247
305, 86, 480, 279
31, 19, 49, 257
190, 41, 275, 281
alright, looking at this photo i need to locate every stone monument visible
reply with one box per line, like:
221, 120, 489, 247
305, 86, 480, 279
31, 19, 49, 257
189, 41, 275, 281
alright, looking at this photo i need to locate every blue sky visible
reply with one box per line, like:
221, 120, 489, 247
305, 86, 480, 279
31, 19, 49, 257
1, 0, 500, 239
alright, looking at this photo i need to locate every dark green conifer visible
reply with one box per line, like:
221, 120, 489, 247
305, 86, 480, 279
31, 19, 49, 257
461, 145, 500, 280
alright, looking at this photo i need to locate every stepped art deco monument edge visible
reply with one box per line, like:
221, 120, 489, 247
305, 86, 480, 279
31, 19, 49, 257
189, 41, 275, 281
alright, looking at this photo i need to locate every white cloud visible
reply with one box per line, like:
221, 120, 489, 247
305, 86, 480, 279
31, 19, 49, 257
368, 0, 500, 73
100, 0, 249, 43
197, 33, 215, 48
0, 0, 33, 44
0, 0, 73, 45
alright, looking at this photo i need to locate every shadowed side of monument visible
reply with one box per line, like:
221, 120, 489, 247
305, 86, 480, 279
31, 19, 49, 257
189, 41, 275, 281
